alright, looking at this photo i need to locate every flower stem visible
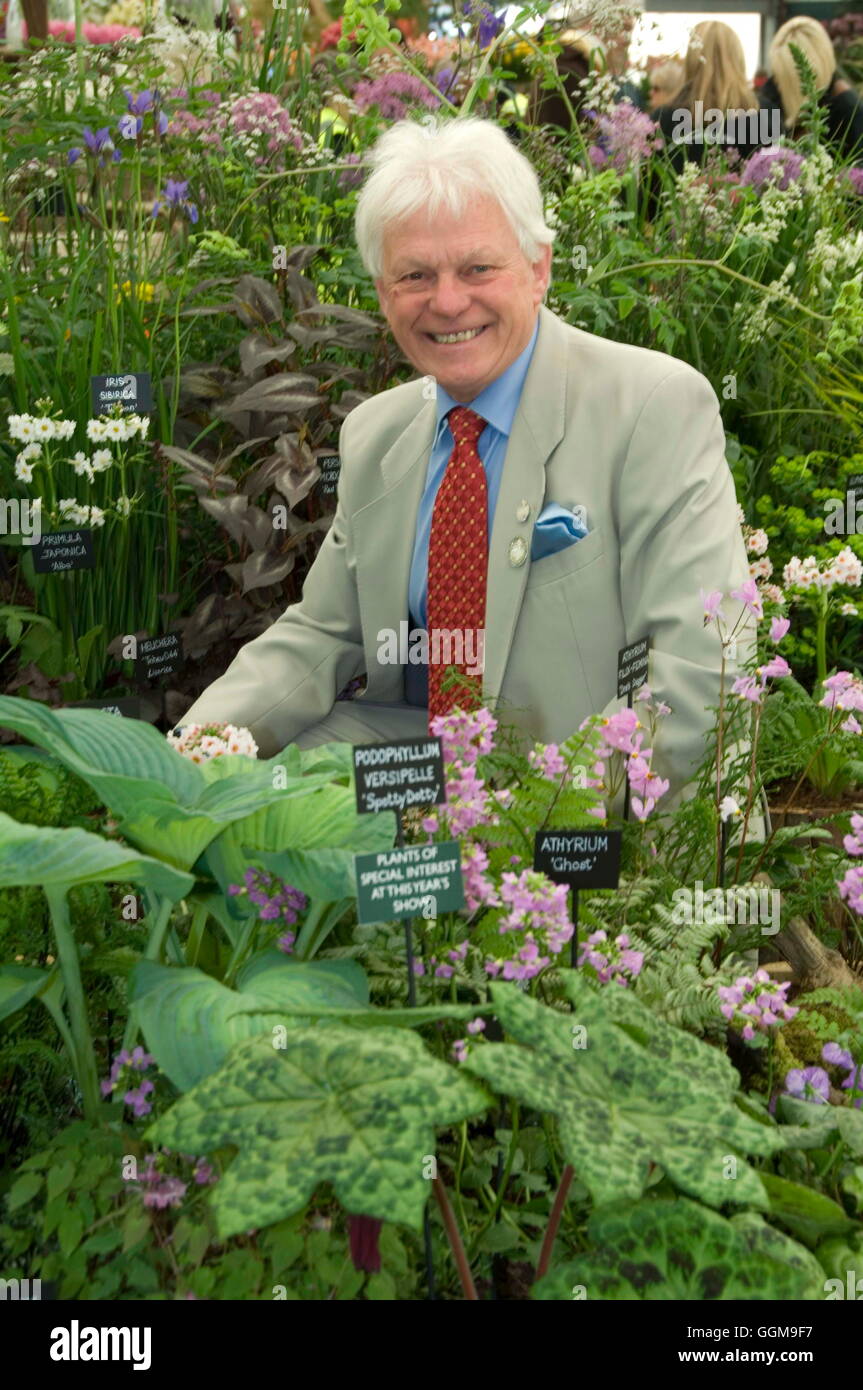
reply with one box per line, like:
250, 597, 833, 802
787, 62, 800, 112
432, 1177, 477, 1300
535, 1163, 574, 1281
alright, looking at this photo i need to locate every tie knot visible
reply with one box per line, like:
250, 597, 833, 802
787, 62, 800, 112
448, 406, 486, 449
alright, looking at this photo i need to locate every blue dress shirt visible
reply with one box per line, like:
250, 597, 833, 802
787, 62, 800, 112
408, 317, 540, 630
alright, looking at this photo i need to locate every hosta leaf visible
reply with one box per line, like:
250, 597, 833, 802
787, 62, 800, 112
201, 781, 394, 898
132, 954, 482, 1092
462, 975, 783, 1210
149, 1026, 490, 1236
532, 1198, 826, 1300
0, 697, 340, 871
0, 964, 54, 1023
0, 811, 193, 901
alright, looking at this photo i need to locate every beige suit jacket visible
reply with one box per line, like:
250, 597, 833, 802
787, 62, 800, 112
181, 303, 752, 794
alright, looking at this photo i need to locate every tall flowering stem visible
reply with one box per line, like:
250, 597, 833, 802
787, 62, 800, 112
432, 1177, 477, 1300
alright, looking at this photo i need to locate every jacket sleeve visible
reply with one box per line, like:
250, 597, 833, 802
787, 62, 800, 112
595, 364, 753, 807
176, 415, 367, 757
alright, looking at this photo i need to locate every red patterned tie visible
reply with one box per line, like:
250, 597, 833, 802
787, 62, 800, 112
426, 406, 488, 727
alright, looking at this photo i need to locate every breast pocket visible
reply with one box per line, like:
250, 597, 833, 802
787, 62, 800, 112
526, 525, 606, 588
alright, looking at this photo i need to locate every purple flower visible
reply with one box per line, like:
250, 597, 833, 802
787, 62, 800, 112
353, 72, 441, 121
590, 102, 663, 173
845, 167, 863, 196
822, 1041, 854, 1070
435, 67, 457, 98
143, 1175, 187, 1209
784, 1067, 830, 1104
119, 114, 142, 139
741, 146, 805, 193
83, 126, 114, 154
152, 178, 199, 225
124, 1079, 155, 1117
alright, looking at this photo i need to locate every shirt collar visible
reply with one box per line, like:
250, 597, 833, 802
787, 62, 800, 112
433, 316, 540, 444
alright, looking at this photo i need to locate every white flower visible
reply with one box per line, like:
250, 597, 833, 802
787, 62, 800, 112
33, 417, 57, 440
840, 602, 858, 617
87, 506, 106, 528
749, 555, 773, 581
71, 453, 92, 476
9, 415, 36, 442
14, 459, 34, 482
0, 353, 13, 374
105, 419, 126, 441
18, 442, 41, 462
115, 494, 132, 517
55, 419, 76, 440
720, 796, 742, 821
86, 420, 108, 442
92, 448, 113, 472
58, 498, 87, 524
746, 528, 769, 556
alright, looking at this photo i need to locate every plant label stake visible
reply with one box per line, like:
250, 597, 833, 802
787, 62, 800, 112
90, 372, 153, 417
315, 452, 341, 497
616, 635, 651, 822
33, 527, 95, 575
352, 736, 454, 1303
534, 829, 623, 966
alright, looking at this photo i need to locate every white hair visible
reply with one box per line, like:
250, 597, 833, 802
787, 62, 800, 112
354, 116, 556, 281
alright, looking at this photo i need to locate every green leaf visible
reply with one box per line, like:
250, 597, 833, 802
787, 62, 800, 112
46, 1160, 76, 1204
132, 954, 482, 1092
122, 1208, 151, 1254
760, 1174, 859, 1246
532, 1198, 827, 1300
0, 811, 193, 901
0, 964, 53, 1024
57, 1207, 84, 1258
0, 697, 337, 871
462, 974, 783, 1211
149, 1027, 490, 1238
6, 1171, 43, 1211
778, 1094, 863, 1156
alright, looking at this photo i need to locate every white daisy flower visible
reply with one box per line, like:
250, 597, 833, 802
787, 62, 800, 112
55, 419, 76, 439
105, 419, 125, 441
14, 459, 34, 482
87, 506, 106, 527
86, 420, 107, 442
34, 418, 57, 440
11, 416, 36, 442
20, 442, 42, 461
92, 448, 113, 471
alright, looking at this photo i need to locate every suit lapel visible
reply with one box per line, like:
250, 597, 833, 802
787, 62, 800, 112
482, 305, 569, 702
352, 385, 435, 698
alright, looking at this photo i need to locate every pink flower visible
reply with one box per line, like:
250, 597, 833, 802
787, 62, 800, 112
757, 655, 791, 680
731, 579, 764, 619
701, 588, 724, 623
770, 616, 790, 643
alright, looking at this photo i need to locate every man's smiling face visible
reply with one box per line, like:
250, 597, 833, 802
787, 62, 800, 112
374, 194, 552, 402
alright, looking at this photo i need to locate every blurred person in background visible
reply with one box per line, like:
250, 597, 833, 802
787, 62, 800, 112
653, 20, 783, 171
648, 59, 684, 111
762, 15, 863, 160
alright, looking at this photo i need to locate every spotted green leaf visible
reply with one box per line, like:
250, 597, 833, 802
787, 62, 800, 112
462, 973, 783, 1210
149, 1027, 490, 1237
532, 1198, 826, 1300
132, 953, 484, 1092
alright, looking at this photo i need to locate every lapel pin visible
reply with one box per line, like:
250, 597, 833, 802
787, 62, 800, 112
508, 537, 528, 568
515, 499, 530, 523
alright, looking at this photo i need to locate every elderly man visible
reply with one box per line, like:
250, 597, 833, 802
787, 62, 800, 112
180, 116, 751, 800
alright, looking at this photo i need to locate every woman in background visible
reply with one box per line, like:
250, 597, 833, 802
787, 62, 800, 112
653, 20, 783, 170
649, 59, 684, 112
763, 15, 863, 160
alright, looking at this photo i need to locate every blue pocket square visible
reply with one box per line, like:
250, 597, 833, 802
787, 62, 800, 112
531, 503, 589, 562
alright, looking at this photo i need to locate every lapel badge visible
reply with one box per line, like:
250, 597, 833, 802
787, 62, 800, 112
508, 536, 528, 568
515, 499, 530, 523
